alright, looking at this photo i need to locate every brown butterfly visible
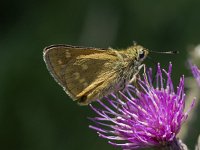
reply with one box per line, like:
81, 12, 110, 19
43, 43, 149, 105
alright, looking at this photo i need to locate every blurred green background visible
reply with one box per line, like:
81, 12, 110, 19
1, 0, 200, 150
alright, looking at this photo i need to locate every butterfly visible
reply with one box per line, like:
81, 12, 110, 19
43, 43, 149, 105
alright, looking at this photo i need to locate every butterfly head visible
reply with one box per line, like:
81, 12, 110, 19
136, 45, 149, 63
127, 45, 149, 63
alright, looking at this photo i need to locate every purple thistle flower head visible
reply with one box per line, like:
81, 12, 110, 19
190, 63, 200, 87
89, 63, 195, 150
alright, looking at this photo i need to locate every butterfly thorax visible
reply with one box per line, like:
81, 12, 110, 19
111, 48, 143, 89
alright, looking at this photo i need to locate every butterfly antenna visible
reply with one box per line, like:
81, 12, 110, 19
149, 50, 179, 54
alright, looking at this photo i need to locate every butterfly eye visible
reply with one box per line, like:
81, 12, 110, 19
139, 50, 145, 59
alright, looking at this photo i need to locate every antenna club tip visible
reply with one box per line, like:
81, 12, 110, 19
173, 50, 179, 54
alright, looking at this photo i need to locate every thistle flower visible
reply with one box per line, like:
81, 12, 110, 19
89, 63, 195, 150
190, 64, 200, 87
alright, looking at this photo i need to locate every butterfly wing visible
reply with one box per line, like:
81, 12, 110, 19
43, 44, 120, 105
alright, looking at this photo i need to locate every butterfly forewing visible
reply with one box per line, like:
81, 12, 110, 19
43, 45, 120, 104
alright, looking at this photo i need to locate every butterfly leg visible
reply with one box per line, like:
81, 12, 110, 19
127, 64, 147, 92
129, 64, 146, 84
